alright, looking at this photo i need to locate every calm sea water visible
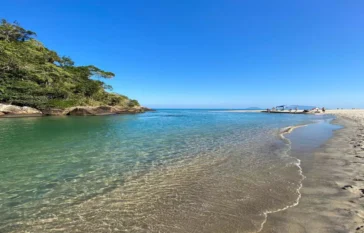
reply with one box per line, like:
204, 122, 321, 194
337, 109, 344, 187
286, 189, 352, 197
0, 110, 334, 232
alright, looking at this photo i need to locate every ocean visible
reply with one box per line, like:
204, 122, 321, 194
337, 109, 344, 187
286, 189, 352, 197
0, 110, 335, 232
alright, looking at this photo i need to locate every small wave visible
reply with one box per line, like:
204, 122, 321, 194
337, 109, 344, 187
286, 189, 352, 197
257, 124, 307, 233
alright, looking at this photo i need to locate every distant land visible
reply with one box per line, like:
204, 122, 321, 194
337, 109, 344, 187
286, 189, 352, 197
238, 106, 318, 111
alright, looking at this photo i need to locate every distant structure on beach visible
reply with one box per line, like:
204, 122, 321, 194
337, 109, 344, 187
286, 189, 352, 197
262, 105, 323, 114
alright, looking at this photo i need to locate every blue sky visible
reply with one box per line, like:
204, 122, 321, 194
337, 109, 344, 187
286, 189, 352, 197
2, 0, 364, 108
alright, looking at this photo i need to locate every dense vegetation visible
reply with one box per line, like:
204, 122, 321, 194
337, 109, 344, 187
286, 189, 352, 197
0, 19, 140, 109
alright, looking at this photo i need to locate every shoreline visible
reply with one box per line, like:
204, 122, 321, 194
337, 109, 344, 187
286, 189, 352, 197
0, 104, 153, 117
257, 124, 308, 232
261, 110, 364, 233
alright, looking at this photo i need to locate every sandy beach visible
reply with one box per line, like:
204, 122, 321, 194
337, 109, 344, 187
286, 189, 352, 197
261, 109, 364, 233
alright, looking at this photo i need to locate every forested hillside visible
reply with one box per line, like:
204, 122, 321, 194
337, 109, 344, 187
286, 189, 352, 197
0, 19, 140, 110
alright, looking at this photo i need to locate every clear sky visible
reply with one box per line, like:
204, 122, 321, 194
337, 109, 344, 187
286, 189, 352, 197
2, 0, 364, 108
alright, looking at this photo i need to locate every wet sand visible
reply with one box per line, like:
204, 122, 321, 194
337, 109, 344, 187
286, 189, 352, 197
261, 110, 364, 233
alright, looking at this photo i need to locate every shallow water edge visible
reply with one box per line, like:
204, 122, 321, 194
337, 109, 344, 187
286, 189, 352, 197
0, 111, 336, 232
260, 117, 360, 233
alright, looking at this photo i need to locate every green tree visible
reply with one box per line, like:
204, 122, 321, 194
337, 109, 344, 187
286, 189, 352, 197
0, 19, 36, 41
0, 19, 140, 109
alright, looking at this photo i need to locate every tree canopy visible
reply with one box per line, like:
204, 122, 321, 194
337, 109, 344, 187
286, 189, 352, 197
0, 19, 140, 109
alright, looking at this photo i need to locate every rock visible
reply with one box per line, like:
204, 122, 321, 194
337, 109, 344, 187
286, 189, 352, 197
0, 104, 153, 117
66, 106, 129, 116
67, 107, 97, 116
342, 185, 353, 190
93, 106, 117, 115
65, 106, 154, 116
0, 104, 42, 115
42, 108, 65, 116
141, 106, 155, 112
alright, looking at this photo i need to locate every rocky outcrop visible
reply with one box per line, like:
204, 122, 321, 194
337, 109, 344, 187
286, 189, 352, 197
41, 108, 65, 116
139, 106, 154, 112
65, 106, 152, 116
0, 104, 153, 117
0, 104, 42, 116
66, 107, 95, 116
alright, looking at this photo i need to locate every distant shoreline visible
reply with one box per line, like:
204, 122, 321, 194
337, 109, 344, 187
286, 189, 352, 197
209, 110, 262, 112
0, 103, 153, 118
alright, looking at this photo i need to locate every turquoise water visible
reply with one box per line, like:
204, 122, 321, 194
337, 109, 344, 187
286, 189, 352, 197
0, 110, 334, 232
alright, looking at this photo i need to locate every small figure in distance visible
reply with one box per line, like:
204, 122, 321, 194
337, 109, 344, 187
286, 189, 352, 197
322, 107, 325, 113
